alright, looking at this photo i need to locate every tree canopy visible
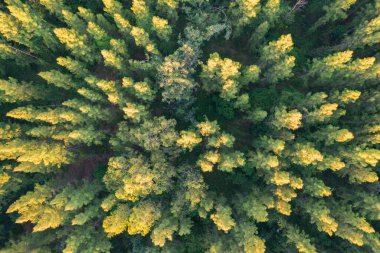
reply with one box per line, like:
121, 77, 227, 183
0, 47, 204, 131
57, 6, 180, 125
0, 0, 379, 252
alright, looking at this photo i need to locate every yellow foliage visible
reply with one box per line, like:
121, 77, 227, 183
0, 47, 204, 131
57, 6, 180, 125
54, 28, 92, 61
210, 205, 236, 232
273, 107, 302, 130
177, 131, 202, 150
158, 0, 178, 10
319, 156, 346, 171
201, 53, 242, 100
325, 51, 353, 67
249, 237, 266, 253
197, 121, 220, 137
152, 16, 172, 40
276, 200, 291, 216
319, 213, 338, 236
131, 27, 149, 47
103, 204, 130, 237
0, 172, 10, 185
273, 34, 294, 54
127, 201, 161, 236
356, 148, 380, 167
339, 89, 361, 103
275, 186, 297, 202
101, 50, 123, 70
198, 159, 214, 172
272, 171, 290, 186
350, 168, 378, 183
356, 219, 375, 234
123, 103, 147, 122
113, 14, 132, 33
241, 0, 261, 18
336, 225, 364, 246
334, 129, 354, 142
292, 143, 324, 166
131, 0, 149, 17
290, 176, 303, 189
0, 123, 21, 140
204, 151, 220, 164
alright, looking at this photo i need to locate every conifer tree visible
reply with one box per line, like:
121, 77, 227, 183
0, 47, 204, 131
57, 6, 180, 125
260, 34, 295, 84
0, 78, 46, 102
311, 0, 357, 31
54, 28, 97, 63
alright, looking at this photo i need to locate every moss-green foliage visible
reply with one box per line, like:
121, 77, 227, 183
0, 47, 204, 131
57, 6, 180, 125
0, 0, 379, 252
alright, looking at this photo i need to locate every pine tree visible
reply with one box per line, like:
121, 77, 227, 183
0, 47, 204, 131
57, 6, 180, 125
342, 15, 380, 50
62, 225, 111, 253
5, 0, 59, 49
38, 70, 78, 90
210, 203, 236, 232
159, 44, 199, 104
54, 28, 97, 63
0, 12, 36, 51
260, 34, 295, 84
39, 0, 69, 17
229, 0, 261, 36
56, 56, 91, 78
311, 0, 357, 31
0, 78, 46, 102
201, 53, 242, 100
127, 200, 161, 236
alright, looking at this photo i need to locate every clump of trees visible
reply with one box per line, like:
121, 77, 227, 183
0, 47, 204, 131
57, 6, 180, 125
0, 0, 379, 252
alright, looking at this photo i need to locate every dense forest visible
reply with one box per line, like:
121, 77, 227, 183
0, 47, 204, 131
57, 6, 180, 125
0, 0, 379, 252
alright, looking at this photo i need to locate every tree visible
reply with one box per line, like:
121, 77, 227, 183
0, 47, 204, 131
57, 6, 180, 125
303, 200, 338, 236
61, 10, 87, 31
131, 0, 151, 31
260, 34, 295, 84
177, 131, 202, 151
127, 200, 161, 236
201, 53, 242, 101
103, 154, 174, 202
229, 0, 261, 35
0, 78, 46, 102
291, 143, 324, 166
311, 0, 357, 31
62, 225, 111, 253
341, 14, 380, 50
278, 219, 317, 253
103, 203, 130, 237
272, 106, 303, 130
6, 183, 65, 231
56, 56, 90, 78
39, 0, 68, 16
6, 106, 83, 125
38, 70, 78, 90
152, 16, 172, 41
54, 28, 97, 63
0, 139, 72, 171
210, 203, 236, 232
101, 39, 129, 72
87, 21, 110, 49
151, 216, 178, 247
159, 44, 199, 104
5, 0, 58, 49
126, 117, 178, 152
0, 12, 36, 51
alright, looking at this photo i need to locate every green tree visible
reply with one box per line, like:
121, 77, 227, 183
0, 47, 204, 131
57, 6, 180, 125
0, 78, 46, 102
260, 34, 295, 84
